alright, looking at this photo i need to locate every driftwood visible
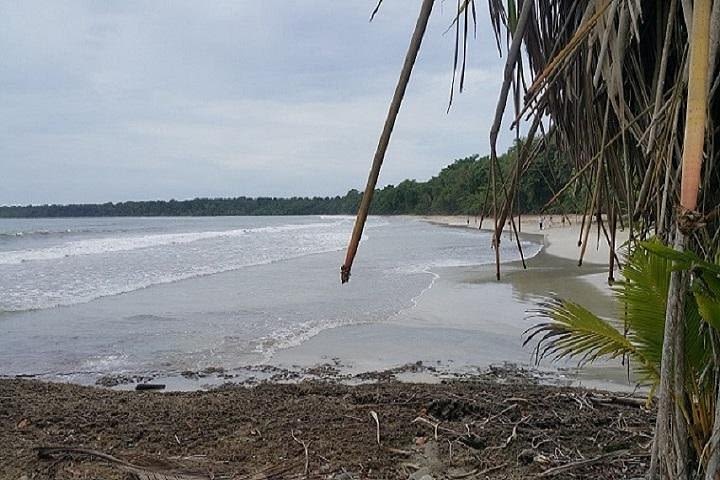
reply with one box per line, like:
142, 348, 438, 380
136, 383, 166, 391
37, 446, 209, 480
588, 395, 649, 408
537, 449, 631, 478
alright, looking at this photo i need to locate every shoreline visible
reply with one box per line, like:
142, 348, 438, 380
0, 215, 634, 392
421, 214, 627, 268
1, 216, 651, 479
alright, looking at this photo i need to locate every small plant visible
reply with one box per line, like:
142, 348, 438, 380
526, 240, 720, 465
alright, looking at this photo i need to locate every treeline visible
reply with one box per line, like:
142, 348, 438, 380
0, 141, 579, 218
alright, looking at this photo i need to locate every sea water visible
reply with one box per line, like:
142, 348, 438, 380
0, 216, 540, 380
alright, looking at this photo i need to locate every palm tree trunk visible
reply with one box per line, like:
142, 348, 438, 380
651, 0, 713, 478
340, 0, 435, 283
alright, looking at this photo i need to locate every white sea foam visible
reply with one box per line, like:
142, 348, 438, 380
0, 221, 346, 265
253, 318, 352, 360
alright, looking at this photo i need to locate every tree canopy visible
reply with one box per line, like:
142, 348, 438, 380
0, 141, 577, 218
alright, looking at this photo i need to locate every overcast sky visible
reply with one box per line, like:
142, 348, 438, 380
0, 1, 515, 205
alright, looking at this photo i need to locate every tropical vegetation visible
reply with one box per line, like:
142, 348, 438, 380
340, 0, 719, 478
527, 241, 720, 467
0, 142, 577, 218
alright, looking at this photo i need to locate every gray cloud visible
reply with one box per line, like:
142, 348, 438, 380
0, 1, 514, 205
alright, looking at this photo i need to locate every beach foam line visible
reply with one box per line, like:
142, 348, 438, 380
0, 220, 351, 265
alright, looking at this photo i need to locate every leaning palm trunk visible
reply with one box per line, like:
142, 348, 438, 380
652, 1, 712, 478
340, 0, 435, 283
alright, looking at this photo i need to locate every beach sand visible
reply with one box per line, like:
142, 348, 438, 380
427, 214, 628, 268
265, 215, 631, 391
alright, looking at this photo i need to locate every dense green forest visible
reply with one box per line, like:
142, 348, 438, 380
0, 142, 579, 218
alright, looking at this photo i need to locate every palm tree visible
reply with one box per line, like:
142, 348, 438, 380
527, 241, 719, 471
341, 1, 719, 477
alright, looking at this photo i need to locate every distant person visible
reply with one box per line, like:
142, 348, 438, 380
539, 217, 544, 231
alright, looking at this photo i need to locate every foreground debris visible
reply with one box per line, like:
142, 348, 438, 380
1, 376, 653, 479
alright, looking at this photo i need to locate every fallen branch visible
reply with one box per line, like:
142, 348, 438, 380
476, 403, 517, 426
37, 447, 209, 480
291, 430, 310, 476
450, 463, 507, 479
537, 449, 630, 477
504, 416, 530, 447
588, 395, 648, 408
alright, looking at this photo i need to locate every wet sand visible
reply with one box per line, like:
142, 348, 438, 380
265, 215, 632, 391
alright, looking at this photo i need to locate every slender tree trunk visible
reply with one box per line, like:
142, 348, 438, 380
651, 0, 712, 478
650, 232, 687, 480
340, 0, 435, 283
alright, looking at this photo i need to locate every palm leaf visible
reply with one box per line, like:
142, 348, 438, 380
525, 296, 651, 374
692, 267, 720, 332
615, 242, 670, 371
526, 244, 716, 385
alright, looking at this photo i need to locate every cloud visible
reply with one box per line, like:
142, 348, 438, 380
0, 1, 516, 205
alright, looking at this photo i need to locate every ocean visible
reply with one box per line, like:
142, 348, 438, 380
0, 216, 541, 382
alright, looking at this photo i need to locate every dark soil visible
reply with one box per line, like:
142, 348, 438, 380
1, 377, 653, 479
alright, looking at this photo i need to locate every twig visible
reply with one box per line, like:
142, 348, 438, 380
412, 416, 461, 438
386, 447, 414, 456
478, 464, 507, 476
37, 447, 209, 480
485, 415, 530, 450
369, 410, 381, 446
291, 430, 310, 476
537, 449, 630, 477
476, 404, 517, 426
451, 463, 507, 478
588, 395, 648, 408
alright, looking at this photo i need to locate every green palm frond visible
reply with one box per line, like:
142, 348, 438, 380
525, 296, 650, 372
693, 270, 720, 331
526, 242, 716, 386
615, 242, 670, 369
641, 240, 720, 332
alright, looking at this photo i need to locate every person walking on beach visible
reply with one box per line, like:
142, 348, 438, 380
539, 216, 544, 231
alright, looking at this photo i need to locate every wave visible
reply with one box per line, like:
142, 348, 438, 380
393, 241, 544, 276
252, 317, 361, 360
0, 228, 74, 238
0, 220, 348, 265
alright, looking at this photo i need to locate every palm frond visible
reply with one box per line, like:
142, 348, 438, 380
527, 243, 717, 385
525, 296, 649, 373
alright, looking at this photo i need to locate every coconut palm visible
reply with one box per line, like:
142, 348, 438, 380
341, 1, 719, 477
527, 241, 719, 467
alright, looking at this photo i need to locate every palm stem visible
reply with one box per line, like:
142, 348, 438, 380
652, 0, 713, 477
340, 0, 435, 283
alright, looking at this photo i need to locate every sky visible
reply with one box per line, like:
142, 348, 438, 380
0, 1, 516, 205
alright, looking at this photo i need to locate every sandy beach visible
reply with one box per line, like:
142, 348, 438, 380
426, 214, 627, 268
262, 215, 630, 391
